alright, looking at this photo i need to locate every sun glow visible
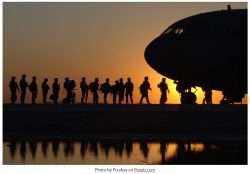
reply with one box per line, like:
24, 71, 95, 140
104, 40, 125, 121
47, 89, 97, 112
3, 2, 247, 105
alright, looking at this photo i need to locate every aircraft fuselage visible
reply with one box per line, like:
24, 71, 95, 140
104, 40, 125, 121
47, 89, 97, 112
145, 9, 247, 102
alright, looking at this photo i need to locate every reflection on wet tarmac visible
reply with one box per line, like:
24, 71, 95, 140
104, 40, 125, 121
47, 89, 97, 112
3, 139, 247, 164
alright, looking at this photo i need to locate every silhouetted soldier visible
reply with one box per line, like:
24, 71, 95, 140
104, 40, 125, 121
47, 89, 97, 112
174, 80, 195, 93
70, 80, 76, 104
125, 77, 134, 104
174, 80, 185, 95
51, 78, 60, 104
9, 76, 20, 104
157, 78, 170, 104
29, 76, 38, 104
221, 90, 231, 104
206, 89, 213, 104
89, 78, 100, 104
111, 80, 119, 104
63, 78, 76, 104
208, 90, 213, 104
186, 84, 196, 93
42, 78, 50, 104
174, 80, 197, 104
140, 76, 151, 104
100, 78, 111, 104
202, 87, 213, 104
63, 77, 71, 103
80, 77, 89, 104
118, 78, 125, 104
19, 74, 28, 104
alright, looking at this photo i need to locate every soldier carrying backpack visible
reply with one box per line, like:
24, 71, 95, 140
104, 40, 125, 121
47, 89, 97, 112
157, 78, 170, 104
100, 78, 111, 104
139, 76, 151, 104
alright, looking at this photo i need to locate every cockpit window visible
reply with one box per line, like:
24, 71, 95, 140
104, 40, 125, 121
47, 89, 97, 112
163, 27, 184, 36
175, 28, 184, 35
163, 28, 174, 35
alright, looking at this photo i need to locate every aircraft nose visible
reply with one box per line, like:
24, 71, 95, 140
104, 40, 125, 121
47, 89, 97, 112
144, 36, 163, 69
144, 35, 178, 79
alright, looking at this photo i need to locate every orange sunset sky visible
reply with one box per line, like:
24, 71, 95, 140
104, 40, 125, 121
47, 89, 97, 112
3, 2, 248, 104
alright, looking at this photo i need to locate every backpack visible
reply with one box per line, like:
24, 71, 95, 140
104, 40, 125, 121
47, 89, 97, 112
71, 80, 76, 88
89, 82, 94, 92
139, 84, 144, 93
100, 83, 105, 93
50, 94, 55, 101
28, 83, 33, 92
109, 85, 114, 94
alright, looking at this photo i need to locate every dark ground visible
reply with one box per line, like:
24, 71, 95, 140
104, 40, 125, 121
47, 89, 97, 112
3, 104, 247, 141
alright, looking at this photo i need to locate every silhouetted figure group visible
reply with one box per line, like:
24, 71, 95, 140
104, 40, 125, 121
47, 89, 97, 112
9, 75, 137, 104
9, 75, 215, 104
9, 75, 41, 104
88, 77, 134, 104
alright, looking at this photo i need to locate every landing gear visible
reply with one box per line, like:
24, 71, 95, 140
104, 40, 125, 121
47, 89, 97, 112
174, 80, 197, 104
181, 92, 197, 104
220, 90, 244, 104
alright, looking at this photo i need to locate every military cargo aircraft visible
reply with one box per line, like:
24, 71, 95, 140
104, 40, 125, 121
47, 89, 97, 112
145, 6, 247, 104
